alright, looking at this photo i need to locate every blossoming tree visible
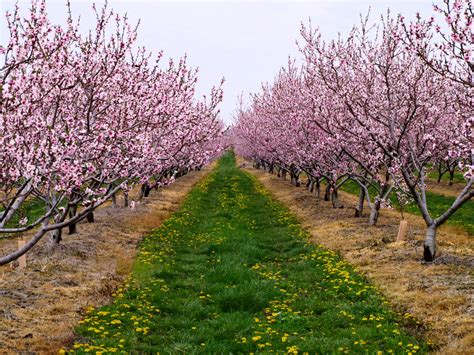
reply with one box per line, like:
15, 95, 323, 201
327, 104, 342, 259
0, 0, 224, 265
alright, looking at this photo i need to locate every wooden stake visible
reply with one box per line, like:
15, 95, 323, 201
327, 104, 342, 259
397, 220, 408, 241
18, 240, 26, 269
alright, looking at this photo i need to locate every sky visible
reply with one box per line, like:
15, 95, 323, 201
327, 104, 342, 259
0, 0, 435, 124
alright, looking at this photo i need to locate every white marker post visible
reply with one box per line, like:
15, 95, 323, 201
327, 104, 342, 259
396, 220, 408, 242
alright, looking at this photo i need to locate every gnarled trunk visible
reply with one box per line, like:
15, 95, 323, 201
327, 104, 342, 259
144, 184, 152, 197
324, 184, 331, 201
290, 173, 296, 186
355, 187, 365, 217
68, 205, 78, 235
436, 163, 444, 183
50, 228, 62, 244
315, 178, 320, 198
50, 210, 68, 244
294, 174, 301, 187
86, 211, 94, 223
123, 191, 129, 208
331, 187, 340, 208
423, 225, 437, 262
368, 201, 381, 226
448, 169, 455, 186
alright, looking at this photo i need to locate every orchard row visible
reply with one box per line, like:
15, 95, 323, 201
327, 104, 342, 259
0, 0, 225, 264
232, 0, 473, 261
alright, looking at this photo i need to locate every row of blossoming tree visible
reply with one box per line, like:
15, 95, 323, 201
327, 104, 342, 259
232, 0, 472, 262
0, 0, 225, 265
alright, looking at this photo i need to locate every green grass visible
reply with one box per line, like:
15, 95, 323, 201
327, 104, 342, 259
71, 152, 430, 353
338, 180, 473, 235
0, 198, 46, 228
426, 169, 465, 184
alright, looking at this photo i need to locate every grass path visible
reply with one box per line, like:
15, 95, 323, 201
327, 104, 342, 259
70, 153, 429, 354
337, 180, 473, 235
295, 171, 472, 235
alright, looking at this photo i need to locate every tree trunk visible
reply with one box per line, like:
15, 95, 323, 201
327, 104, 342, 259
123, 192, 129, 208
86, 211, 94, 223
437, 163, 443, 183
68, 223, 77, 235
111, 193, 117, 208
68, 205, 78, 235
50, 211, 67, 244
315, 178, 320, 198
331, 188, 340, 208
448, 168, 455, 186
424, 225, 437, 262
143, 184, 152, 197
295, 174, 301, 187
355, 187, 365, 217
324, 184, 331, 201
50, 228, 62, 244
282, 170, 287, 180
368, 201, 381, 226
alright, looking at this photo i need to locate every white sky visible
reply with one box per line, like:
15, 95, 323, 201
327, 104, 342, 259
0, 0, 435, 124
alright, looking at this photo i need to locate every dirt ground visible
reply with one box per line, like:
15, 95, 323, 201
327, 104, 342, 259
0, 167, 210, 353
241, 161, 473, 354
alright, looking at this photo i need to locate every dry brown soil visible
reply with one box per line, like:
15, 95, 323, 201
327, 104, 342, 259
240, 161, 473, 355
0, 167, 210, 353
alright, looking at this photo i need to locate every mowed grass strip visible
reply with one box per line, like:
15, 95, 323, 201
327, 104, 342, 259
70, 152, 430, 354
337, 180, 473, 235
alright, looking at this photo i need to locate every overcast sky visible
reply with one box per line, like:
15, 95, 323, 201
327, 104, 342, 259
0, 0, 435, 124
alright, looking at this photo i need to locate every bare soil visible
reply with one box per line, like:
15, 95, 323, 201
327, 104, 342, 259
0, 167, 211, 353
241, 162, 473, 354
